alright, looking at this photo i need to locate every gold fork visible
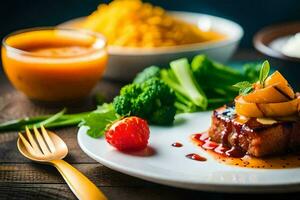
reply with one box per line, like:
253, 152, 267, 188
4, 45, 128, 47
17, 125, 107, 200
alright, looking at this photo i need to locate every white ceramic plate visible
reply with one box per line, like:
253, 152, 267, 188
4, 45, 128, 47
77, 112, 300, 193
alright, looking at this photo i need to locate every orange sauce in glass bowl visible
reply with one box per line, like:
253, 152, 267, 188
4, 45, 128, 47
1, 28, 108, 102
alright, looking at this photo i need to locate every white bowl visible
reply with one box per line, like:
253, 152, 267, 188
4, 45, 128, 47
60, 11, 244, 81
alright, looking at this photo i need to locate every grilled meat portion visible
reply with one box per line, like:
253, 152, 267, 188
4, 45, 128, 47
208, 105, 300, 157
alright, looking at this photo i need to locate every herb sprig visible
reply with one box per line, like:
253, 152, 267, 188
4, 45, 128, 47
232, 81, 253, 95
259, 60, 270, 87
233, 60, 270, 95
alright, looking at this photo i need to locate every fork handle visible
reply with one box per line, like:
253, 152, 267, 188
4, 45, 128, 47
51, 159, 107, 200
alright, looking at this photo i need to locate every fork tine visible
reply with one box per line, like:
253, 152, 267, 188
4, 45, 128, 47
25, 127, 42, 155
19, 132, 40, 156
33, 126, 50, 155
41, 125, 56, 153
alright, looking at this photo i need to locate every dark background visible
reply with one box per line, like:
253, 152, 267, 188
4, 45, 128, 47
0, 0, 299, 48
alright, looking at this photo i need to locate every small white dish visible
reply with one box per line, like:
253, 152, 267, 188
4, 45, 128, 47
61, 11, 243, 81
77, 112, 300, 193
253, 22, 300, 90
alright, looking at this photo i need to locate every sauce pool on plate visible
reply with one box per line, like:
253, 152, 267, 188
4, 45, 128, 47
192, 132, 300, 169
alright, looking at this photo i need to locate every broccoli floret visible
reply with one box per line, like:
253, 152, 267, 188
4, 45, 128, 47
113, 77, 176, 125
133, 66, 161, 83
112, 95, 132, 116
150, 106, 176, 125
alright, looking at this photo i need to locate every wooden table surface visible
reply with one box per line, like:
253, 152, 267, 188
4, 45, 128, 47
0, 50, 297, 200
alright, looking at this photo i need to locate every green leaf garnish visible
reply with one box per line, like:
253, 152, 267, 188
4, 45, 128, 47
79, 103, 119, 138
233, 81, 252, 89
233, 60, 271, 95
233, 81, 253, 95
259, 60, 270, 87
239, 86, 253, 95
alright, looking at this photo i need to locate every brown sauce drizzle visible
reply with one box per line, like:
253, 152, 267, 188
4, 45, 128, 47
186, 153, 207, 161
171, 142, 183, 147
192, 132, 300, 169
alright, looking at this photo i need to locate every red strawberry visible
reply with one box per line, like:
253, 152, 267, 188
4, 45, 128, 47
105, 116, 150, 151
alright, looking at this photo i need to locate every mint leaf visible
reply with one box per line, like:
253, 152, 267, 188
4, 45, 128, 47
259, 60, 270, 87
233, 81, 252, 89
233, 61, 271, 95
240, 87, 253, 95
233, 81, 253, 95
94, 103, 116, 114
79, 103, 119, 138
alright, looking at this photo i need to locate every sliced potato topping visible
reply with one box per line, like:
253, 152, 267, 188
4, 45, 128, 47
235, 96, 299, 118
243, 82, 291, 103
235, 71, 299, 118
265, 71, 295, 99
256, 118, 278, 125
265, 71, 288, 85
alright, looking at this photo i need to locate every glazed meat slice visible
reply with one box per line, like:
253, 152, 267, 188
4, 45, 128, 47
208, 105, 300, 157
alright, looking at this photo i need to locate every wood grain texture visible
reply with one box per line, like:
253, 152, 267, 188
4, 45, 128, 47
0, 183, 220, 200
0, 163, 154, 187
0, 183, 297, 200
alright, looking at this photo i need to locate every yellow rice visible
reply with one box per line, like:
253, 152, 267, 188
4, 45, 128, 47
82, 0, 223, 47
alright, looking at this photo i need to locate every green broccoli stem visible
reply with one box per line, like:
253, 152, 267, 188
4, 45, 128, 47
161, 70, 200, 112
170, 58, 207, 109
175, 93, 193, 107
160, 70, 190, 97
175, 101, 198, 113
174, 101, 191, 113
